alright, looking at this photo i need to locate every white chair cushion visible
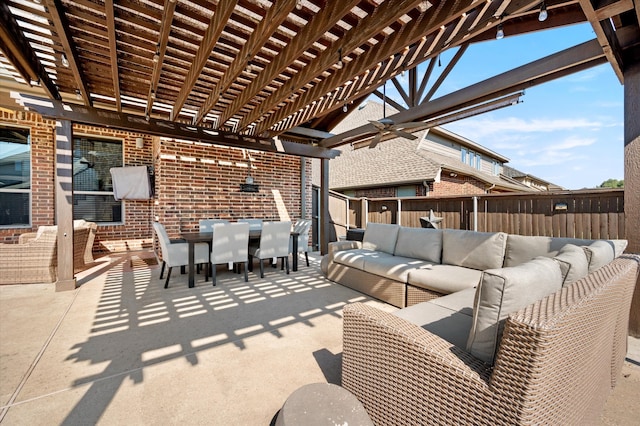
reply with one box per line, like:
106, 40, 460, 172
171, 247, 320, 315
583, 240, 616, 273
552, 244, 589, 286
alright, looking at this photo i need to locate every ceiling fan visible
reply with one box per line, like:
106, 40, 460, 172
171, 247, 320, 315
366, 82, 426, 149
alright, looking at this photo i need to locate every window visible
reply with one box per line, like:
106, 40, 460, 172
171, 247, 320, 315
0, 126, 30, 226
475, 154, 482, 170
460, 148, 467, 163
492, 161, 500, 175
73, 137, 123, 223
397, 186, 415, 197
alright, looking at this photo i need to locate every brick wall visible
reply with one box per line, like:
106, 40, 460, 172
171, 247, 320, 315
154, 139, 307, 239
2, 111, 311, 254
431, 174, 486, 196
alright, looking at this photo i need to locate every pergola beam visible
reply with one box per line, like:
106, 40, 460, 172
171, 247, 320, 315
171, 1, 237, 119
0, 2, 60, 101
46, 0, 92, 106
18, 95, 339, 159
145, 0, 177, 115
321, 39, 606, 148
217, 0, 363, 127
194, 0, 298, 125
104, 0, 121, 111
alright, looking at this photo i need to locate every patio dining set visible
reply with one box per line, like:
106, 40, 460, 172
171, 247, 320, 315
152, 218, 312, 288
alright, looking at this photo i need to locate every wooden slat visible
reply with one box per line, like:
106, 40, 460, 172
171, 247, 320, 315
171, 1, 238, 119
145, 0, 177, 115
217, 0, 362, 127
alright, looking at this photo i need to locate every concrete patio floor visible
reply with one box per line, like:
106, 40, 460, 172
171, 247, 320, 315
1, 250, 638, 425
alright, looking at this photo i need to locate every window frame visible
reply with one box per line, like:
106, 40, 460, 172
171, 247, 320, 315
72, 134, 125, 225
0, 124, 32, 229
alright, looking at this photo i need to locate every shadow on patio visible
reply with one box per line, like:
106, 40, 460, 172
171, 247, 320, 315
0, 251, 638, 425
0, 251, 392, 425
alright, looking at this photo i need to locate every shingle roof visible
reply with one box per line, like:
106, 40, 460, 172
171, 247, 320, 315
328, 101, 535, 192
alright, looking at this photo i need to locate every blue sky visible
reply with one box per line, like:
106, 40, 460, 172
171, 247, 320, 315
379, 22, 624, 190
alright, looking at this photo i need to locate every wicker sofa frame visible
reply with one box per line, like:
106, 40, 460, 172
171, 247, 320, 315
341, 255, 639, 425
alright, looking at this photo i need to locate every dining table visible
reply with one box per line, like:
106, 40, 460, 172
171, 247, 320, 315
180, 228, 300, 288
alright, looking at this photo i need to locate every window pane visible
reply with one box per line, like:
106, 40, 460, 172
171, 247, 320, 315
73, 137, 123, 223
0, 127, 30, 190
73, 138, 122, 191
0, 192, 29, 226
397, 186, 415, 197
74, 194, 122, 222
0, 126, 30, 226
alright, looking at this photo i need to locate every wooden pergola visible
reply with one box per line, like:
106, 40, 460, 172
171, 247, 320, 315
1, 0, 639, 330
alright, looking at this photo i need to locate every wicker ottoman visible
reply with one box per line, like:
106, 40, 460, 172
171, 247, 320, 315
275, 383, 373, 426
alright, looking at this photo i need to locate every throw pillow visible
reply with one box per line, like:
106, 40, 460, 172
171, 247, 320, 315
583, 240, 616, 273
466, 257, 563, 364
553, 244, 589, 286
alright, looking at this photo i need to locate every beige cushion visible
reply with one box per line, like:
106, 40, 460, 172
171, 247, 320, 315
362, 223, 400, 254
429, 287, 476, 316
363, 254, 430, 282
583, 240, 616, 273
553, 244, 589, 286
466, 257, 563, 364
332, 249, 378, 271
394, 302, 472, 349
393, 227, 443, 263
504, 235, 597, 267
407, 264, 482, 294
442, 230, 507, 271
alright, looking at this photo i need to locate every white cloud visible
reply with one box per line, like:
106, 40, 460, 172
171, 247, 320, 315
448, 116, 602, 138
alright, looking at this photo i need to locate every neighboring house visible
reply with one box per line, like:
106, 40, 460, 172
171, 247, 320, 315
503, 165, 564, 191
324, 101, 556, 198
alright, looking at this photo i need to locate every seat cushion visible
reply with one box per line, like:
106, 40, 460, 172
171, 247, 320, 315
466, 256, 563, 364
393, 227, 443, 264
429, 287, 476, 316
362, 223, 400, 254
362, 254, 430, 283
552, 244, 589, 286
332, 249, 378, 271
394, 302, 472, 349
442, 230, 507, 271
407, 264, 482, 294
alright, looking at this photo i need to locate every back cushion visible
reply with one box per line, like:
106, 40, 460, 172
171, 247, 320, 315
553, 244, 589, 286
362, 223, 400, 254
583, 240, 616, 272
442, 230, 507, 271
394, 227, 443, 263
466, 257, 563, 364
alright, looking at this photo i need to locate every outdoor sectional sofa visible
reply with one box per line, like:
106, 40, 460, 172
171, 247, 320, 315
322, 223, 638, 424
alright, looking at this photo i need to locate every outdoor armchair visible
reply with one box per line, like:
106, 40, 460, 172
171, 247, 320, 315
210, 222, 249, 286
248, 221, 291, 278
0, 229, 57, 284
153, 222, 210, 288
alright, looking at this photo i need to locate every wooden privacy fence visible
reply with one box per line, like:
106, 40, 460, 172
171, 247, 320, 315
328, 189, 625, 241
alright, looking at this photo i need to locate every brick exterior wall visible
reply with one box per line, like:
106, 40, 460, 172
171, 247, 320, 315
1, 111, 311, 254
153, 138, 308, 239
431, 174, 486, 196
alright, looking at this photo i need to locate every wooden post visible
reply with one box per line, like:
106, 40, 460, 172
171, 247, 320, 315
320, 158, 329, 255
55, 120, 76, 291
624, 60, 640, 336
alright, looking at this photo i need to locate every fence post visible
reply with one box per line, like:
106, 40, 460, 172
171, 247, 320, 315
473, 196, 479, 232
397, 199, 402, 226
